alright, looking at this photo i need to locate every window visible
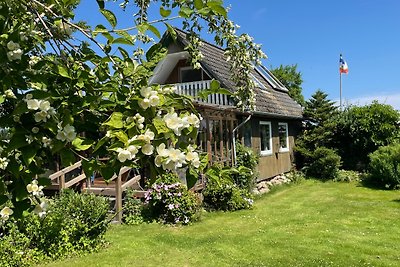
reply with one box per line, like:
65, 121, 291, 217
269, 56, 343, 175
180, 67, 202, 82
259, 121, 272, 155
278, 122, 289, 152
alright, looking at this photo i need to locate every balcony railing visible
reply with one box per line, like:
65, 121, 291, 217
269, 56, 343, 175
173, 80, 233, 106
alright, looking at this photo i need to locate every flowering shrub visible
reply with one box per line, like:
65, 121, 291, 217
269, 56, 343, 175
203, 165, 254, 211
143, 173, 201, 225
0, 0, 265, 219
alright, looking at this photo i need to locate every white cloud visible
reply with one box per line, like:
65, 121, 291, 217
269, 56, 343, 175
340, 93, 400, 110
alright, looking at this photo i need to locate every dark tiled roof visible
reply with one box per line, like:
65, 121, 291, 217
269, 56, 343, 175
173, 29, 303, 119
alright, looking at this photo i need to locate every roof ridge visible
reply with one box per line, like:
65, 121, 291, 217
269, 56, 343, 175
173, 27, 226, 53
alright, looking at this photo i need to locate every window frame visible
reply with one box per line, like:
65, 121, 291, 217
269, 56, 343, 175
259, 121, 272, 156
278, 122, 289, 153
179, 66, 203, 83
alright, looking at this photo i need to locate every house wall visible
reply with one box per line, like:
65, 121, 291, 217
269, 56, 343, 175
242, 116, 301, 181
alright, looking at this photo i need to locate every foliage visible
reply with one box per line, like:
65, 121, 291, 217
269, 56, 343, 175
0, 0, 265, 220
203, 165, 253, 211
143, 173, 201, 225
24, 190, 109, 259
0, 220, 45, 267
234, 142, 259, 191
0, 190, 109, 266
367, 143, 400, 189
270, 64, 305, 106
285, 170, 306, 184
335, 170, 361, 183
304, 147, 341, 180
334, 101, 400, 170
295, 90, 338, 170
122, 189, 145, 225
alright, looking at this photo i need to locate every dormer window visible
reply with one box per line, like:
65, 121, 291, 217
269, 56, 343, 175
180, 66, 203, 82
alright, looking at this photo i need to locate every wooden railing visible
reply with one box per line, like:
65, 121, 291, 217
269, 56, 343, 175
47, 161, 142, 223
173, 80, 232, 106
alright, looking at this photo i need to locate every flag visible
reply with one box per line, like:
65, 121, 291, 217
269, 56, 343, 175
339, 54, 349, 74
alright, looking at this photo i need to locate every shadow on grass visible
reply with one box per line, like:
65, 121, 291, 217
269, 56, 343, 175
391, 199, 400, 203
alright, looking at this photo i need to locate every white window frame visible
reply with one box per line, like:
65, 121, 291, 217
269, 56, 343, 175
278, 122, 289, 152
260, 121, 272, 156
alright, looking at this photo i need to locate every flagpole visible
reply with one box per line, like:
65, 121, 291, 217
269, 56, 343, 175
340, 71, 342, 110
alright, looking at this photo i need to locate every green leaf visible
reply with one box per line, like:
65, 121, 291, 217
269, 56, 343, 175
165, 23, 177, 41
179, 7, 193, 18
207, 1, 227, 17
194, 0, 204, 10
20, 146, 36, 165
37, 177, 52, 187
93, 136, 109, 152
160, 7, 171, 17
118, 47, 130, 59
57, 65, 71, 78
113, 131, 129, 144
100, 166, 115, 181
96, 0, 105, 9
186, 167, 199, 189
72, 137, 93, 151
146, 43, 162, 61
147, 25, 161, 39
0, 95, 4, 104
103, 112, 124, 129
210, 79, 220, 90
112, 37, 134, 45
153, 117, 169, 134
60, 150, 75, 167
0, 195, 8, 206
100, 9, 117, 28
82, 159, 99, 181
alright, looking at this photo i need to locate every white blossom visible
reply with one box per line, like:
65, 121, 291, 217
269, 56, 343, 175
4, 89, 16, 99
163, 112, 184, 136
32, 127, 39, 134
34, 110, 49, 122
26, 180, 44, 196
139, 98, 150, 110
34, 200, 49, 218
141, 143, 154, 155
116, 148, 132, 162
41, 137, 51, 147
0, 157, 9, 170
0, 206, 13, 220
7, 41, 19, 51
140, 87, 152, 98
56, 124, 76, 142
27, 99, 40, 110
149, 94, 160, 107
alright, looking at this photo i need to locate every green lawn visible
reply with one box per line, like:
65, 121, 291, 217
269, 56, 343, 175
41, 180, 400, 267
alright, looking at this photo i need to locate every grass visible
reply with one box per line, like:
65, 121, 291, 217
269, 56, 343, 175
40, 180, 400, 267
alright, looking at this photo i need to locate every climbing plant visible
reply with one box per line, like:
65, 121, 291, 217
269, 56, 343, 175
0, 0, 265, 220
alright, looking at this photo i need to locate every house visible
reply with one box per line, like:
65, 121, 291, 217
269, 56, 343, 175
151, 29, 303, 181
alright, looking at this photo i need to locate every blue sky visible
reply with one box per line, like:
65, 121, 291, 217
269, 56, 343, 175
75, 0, 400, 109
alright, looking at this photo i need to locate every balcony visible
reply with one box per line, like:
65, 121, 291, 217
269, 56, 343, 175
173, 80, 233, 106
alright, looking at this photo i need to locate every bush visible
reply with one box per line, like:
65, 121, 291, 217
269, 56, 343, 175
143, 173, 201, 225
203, 165, 253, 211
304, 147, 341, 180
368, 143, 400, 189
23, 190, 109, 259
0, 221, 44, 267
0, 190, 110, 266
123, 189, 145, 225
234, 142, 259, 191
335, 170, 361, 183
